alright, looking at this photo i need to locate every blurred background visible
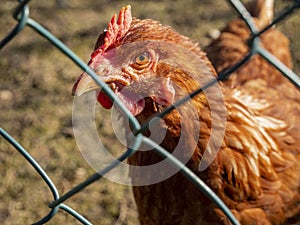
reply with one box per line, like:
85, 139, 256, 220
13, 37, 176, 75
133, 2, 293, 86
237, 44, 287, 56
0, 0, 299, 224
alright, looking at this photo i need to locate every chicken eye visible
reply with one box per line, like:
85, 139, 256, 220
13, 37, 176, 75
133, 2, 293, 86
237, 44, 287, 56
135, 52, 150, 65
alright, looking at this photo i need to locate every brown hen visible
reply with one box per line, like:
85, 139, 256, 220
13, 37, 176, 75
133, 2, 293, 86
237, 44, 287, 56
72, 0, 300, 224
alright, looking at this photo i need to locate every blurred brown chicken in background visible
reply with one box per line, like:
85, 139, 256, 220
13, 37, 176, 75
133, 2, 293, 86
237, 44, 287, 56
72, 0, 300, 224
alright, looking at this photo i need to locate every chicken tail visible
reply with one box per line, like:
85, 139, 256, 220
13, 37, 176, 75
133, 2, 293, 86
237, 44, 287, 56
247, 0, 274, 27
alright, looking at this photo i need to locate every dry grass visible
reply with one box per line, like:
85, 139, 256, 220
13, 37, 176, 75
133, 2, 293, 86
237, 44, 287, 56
0, 0, 299, 224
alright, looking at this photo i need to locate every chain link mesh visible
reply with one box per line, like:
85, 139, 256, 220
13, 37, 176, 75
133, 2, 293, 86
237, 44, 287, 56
1, 0, 299, 224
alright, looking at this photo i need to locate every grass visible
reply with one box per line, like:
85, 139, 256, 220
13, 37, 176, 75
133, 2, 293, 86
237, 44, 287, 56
0, 0, 299, 224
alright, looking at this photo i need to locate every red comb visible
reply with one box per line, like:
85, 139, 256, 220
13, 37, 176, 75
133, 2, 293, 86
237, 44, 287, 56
91, 5, 132, 60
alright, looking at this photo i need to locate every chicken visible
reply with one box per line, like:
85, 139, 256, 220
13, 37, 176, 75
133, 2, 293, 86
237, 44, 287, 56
72, 1, 300, 224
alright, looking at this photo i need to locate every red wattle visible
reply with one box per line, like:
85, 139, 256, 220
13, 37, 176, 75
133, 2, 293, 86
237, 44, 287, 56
97, 91, 113, 109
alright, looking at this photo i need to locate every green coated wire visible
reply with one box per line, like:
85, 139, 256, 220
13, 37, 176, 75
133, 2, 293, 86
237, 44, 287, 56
0, 128, 60, 224
59, 204, 93, 225
13, 0, 31, 20
227, 0, 258, 33
258, 46, 300, 89
0, 3, 29, 49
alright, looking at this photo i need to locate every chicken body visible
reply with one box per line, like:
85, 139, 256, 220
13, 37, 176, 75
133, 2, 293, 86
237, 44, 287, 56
72, 1, 300, 224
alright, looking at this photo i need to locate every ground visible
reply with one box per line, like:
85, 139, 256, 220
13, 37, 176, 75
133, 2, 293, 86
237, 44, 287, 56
0, 0, 299, 224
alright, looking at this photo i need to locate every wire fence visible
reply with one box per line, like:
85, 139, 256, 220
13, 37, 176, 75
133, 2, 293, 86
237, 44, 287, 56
0, 0, 300, 224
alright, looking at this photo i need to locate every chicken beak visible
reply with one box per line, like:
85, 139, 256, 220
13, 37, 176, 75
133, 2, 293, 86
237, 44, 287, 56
72, 56, 115, 96
72, 71, 99, 96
